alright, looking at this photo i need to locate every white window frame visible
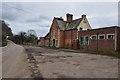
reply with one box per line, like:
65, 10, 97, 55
98, 34, 105, 40
107, 33, 115, 39
79, 36, 84, 45
91, 35, 97, 40
84, 36, 89, 45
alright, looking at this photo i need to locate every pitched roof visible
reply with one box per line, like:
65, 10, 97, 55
56, 19, 66, 30
54, 17, 82, 30
66, 18, 82, 30
44, 33, 50, 39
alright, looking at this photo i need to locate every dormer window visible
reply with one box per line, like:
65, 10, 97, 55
79, 28, 83, 31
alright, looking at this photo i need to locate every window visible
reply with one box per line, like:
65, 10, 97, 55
79, 37, 83, 45
85, 36, 89, 45
91, 35, 97, 40
79, 28, 83, 31
98, 34, 105, 40
107, 34, 114, 39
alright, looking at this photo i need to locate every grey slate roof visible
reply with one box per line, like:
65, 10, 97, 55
56, 19, 66, 30
44, 33, 50, 39
66, 18, 82, 30
55, 17, 82, 30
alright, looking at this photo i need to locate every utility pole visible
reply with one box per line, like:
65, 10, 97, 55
97, 32, 99, 51
115, 26, 117, 51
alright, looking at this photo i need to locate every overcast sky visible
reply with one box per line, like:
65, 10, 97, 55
1, 2, 118, 37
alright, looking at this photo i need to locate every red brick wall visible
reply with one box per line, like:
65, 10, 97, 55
50, 19, 59, 37
64, 29, 77, 48
117, 27, 120, 51
49, 19, 59, 47
78, 27, 116, 51
66, 14, 73, 22
59, 30, 64, 48
39, 37, 45, 46
71, 30, 78, 49
65, 30, 71, 48
45, 39, 50, 47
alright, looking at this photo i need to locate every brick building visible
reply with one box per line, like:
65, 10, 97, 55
44, 33, 50, 47
38, 37, 45, 46
78, 26, 120, 51
49, 14, 91, 48
39, 13, 120, 52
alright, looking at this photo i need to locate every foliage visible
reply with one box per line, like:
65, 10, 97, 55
0, 20, 38, 46
77, 50, 120, 58
0, 20, 13, 46
11, 32, 38, 45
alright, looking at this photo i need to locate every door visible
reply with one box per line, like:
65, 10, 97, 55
53, 39, 55, 47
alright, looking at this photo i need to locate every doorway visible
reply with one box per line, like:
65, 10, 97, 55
53, 39, 55, 47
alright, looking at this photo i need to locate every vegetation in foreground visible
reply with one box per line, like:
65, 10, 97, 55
0, 20, 13, 47
1, 20, 39, 46
11, 31, 38, 45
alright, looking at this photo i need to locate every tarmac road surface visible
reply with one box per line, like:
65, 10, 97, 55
1, 41, 119, 79
2, 41, 31, 78
25, 46, 118, 78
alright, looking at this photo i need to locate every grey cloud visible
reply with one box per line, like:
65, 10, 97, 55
2, 12, 17, 21
25, 17, 41, 23
89, 15, 117, 28
2, 3, 27, 21
25, 15, 51, 23
1, 2, 118, 37
39, 15, 51, 21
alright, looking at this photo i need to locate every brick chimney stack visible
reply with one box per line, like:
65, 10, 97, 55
66, 13, 73, 22
82, 14, 86, 18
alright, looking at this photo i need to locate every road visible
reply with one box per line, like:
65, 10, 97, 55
2, 41, 31, 78
0, 41, 118, 78
25, 46, 118, 78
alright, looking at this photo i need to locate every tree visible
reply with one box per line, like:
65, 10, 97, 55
0, 20, 13, 46
27, 34, 38, 44
11, 31, 27, 44
11, 35, 21, 44
11, 31, 38, 45
19, 32, 27, 44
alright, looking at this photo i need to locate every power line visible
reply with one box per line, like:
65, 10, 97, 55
2, 4, 51, 37
2, 4, 49, 33
3, 4, 35, 16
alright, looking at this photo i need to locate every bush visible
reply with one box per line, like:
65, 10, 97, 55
2, 39, 7, 46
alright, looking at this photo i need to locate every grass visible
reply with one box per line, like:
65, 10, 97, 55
70, 49, 120, 58
90, 51, 120, 58
29, 46, 120, 58
65, 49, 119, 58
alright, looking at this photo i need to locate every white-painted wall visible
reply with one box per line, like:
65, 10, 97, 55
77, 17, 91, 31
